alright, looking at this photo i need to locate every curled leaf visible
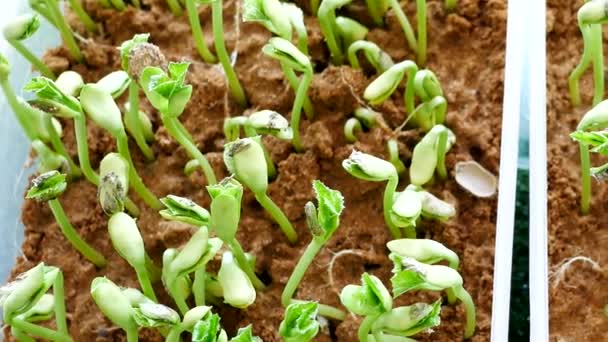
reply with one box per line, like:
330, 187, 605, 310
160, 195, 210, 226
26, 170, 67, 201
279, 301, 320, 342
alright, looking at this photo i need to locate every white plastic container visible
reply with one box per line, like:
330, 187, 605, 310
0, 1, 524, 340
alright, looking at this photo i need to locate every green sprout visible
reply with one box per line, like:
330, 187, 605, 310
409, 124, 455, 186
390, 184, 455, 238
282, 181, 347, 321
26, 171, 107, 267
318, 0, 353, 64
263, 37, 313, 151
410, 70, 446, 131
217, 251, 256, 308
365, 0, 388, 26
342, 150, 401, 239
140, 59, 218, 185
347, 40, 394, 74
162, 226, 223, 313
185, 0, 216, 63
279, 301, 320, 342
25, 75, 101, 187
3, 14, 55, 79
244, 0, 314, 119
364, 60, 418, 115
91, 277, 139, 342
108, 212, 157, 301
98, 153, 141, 216
160, 195, 210, 226
80, 83, 162, 209
335, 16, 368, 51
339, 273, 393, 341
390, 256, 476, 338
29, 0, 84, 63
190, 309, 228, 342
1, 263, 71, 342
569, 0, 607, 107
119, 34, 157, 161
224, 137, 298, 242
222, 110, 293, 179
207, 177, 266, 290
230, 325, 262, 342
370, 300, 442, 341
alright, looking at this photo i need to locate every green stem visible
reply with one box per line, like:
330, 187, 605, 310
580, 142, 591, 214
366, 0, 385, 26
49, 199, 107, 267
310, 0, 320, 15
416, 0, 427, 66
116, 133, 162, 209
282, 238, 323, 306
280, 64, 314, 120
44, 114, 81, 178
135, 265, 158, 302
11, 327, 36, 342
168, 281, 190, 315
30, 3, 58, 29
73, 115, 99, 185
454, 286, 476, 339
228, 239, 266, 290
193, 269, 206, 306
402, 225, 416, 239
383, 175, 402, 239
10, 319, 72, 342
109, 0, 126, 10
163, 116, 217, 184
53, 272, 69, 336
0, 78, 38, 140
254, 192, 298, 243
436, 129, 448, 180
145, 253, 161, 283
67, 0, 97, 33
126, 325, 138, 342
569, 24, 593, 107
128, 83, 155, 161
446, 287, 456, 305
591, 24, 604, 106
387, 0, 418, 54
166, 0, 184, 16
358, 315, 379, 342
186, 0, 217, 63
125, 198, 141, 217
166, 326, 182, 342
9, 40, 56, 79
387, 139, 406, 175
344, 118, 362, 143
318, 3, 344, 64
211, 0, 247, 107
290, 69, 312, 152
44, 0, 84, 63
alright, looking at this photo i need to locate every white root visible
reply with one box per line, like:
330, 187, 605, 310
549, 255, 603, 289
327, 249, 368, 294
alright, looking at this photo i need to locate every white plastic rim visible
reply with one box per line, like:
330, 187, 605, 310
489, 0, 524, 340
528, 0, 549, 341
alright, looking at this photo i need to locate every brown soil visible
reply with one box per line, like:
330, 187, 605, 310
546, 0, 608, 341
4, 0, 506, 341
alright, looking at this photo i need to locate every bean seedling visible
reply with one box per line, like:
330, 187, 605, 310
342, 150, 401, 238
185, 0, 216, 63
3, 14, 56, 79
318, 0, 353, 64
91, 277, 139, 342
569, 0, 607, 107
569, 100, 608, 213
282, 180, 347, 320
80, 82, 162, 209
98, 152, 140, 216
119, 34, 156, 161
364, 60, 418, 115
208, 177, 266, 290
224, 137, 298, 242
218, 251, 257, 308
409, 124, 455, 185
140, 58, 218, 185
262, 37, 313, 151
390, 256, 476, 338
279, 301, 320, 342
26, 171, 107, 267
347, 40, 394, 74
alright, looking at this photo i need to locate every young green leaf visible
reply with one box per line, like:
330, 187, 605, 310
160, 195, 210, 226
279, 301, 320, 342
192, 312, 222, 342
387, 239, 459, 269
207, 177, 244, 241
372, 300, 442, 337
243, 0, 292, 39
133, 302, 180, 328
340, 273, 392, 316
311, 180, 344, 239
3, 14, 40, 41
342, 150, 397, 182
98, 153, 130, 215
24, 77, 82, 116
230, 325, 262, 342
142, 62, 193, 117
26, 170, 67, 201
